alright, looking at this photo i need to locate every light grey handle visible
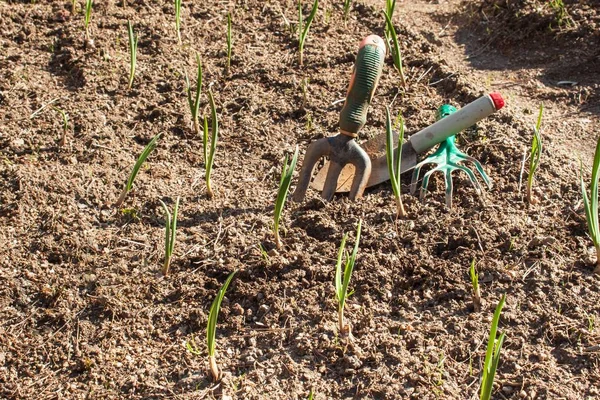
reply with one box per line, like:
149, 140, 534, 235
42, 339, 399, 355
410, 94, 503, 154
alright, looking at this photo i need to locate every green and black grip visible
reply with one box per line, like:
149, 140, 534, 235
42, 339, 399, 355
339, 35, 386, 137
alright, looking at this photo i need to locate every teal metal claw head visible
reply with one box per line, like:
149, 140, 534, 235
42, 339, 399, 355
409, 104, 492, 208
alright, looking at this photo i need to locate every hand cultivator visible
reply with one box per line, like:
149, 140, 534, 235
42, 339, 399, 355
292, 32, 504, 205
293, 35, 387, 202
410, 104, 493, 208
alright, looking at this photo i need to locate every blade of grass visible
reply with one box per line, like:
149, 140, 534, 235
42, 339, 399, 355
207, 270, 237, 381
274, 145, 299, 249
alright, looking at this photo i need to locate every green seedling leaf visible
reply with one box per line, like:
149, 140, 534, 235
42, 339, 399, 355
335, 220, 362, 335
206, 269, 237, 381
274, 145, 299, 249
383, 11, 406, 87
343, 0, 352, 25
205, 88, 219, 198
298, 0, 318, 66
581, 136, 600, 273
185, 335, 202, 355
184, 53, 202, 135
53, 106, 69, 146
480, 294, 506, 400
469, 258, 482, 312
202, 115, 209, 163
207, 270, 237, 356
226, 13, 232, 73
84, 0, 93, 39
470, 258, 479, 293
175, 0, 182, 44
115, 133, 161, 207
127, 20, 138, 90
385, 105, 406, 218
159, 197, 180, 276
526, 104, 543, 204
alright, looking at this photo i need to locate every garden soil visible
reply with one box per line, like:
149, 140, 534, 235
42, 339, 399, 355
1, 0, 599, 399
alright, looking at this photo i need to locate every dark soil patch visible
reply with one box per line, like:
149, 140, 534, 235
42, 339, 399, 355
1, 0, 599, 399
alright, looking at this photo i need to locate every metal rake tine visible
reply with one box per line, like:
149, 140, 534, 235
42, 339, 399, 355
419, 165, 443, 201
461, 155, 492, 189
444, 169, 454, 209
455, 164, 483, 194
410, 163, 424, 195
322, 161, 344, 201
411, 155, 444, 195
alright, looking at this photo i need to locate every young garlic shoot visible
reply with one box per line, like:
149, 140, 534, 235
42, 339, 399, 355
343, 0, 351, 26
335, 219, 362, 337
127, 21, 138, 90
115, 133, 161, 208
159, 197, 180, 276
480, 294, 507, 400
184, 53, 202, 137
580, 136, 600, 275
207, 270, 237, 382
53, 107, 69, 147
470, 258, 481, 312
84, 0, 93, 42
226, 13, 232, 74
384, 0, 396, 41
383, 10, 406, 87
205, 88, 219, 198
202, 115, 209, 163
385, 105, 406, 219
274, 146, 299, 249
298, 0, 318, 66
526, 104, 543, 205
175, 0, 182, 44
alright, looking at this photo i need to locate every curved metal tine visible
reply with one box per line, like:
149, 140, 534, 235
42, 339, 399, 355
444, 169, 454, 209
322, 161, 344, 201
455, 164, 483, 194
419, 165, 444, 201
411, 153, 446, 194
292, 138, 330, 202
411, 159, 434, 195
459, 154, 492, 189
410, 164, 424, 195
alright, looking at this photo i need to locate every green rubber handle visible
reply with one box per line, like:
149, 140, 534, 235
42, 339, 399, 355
339, 37, 386, 135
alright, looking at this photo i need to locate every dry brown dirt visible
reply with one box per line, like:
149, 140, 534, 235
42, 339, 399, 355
1, 0, 599, 399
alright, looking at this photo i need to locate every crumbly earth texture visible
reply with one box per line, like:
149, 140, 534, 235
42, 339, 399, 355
1, 0, 599, 399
